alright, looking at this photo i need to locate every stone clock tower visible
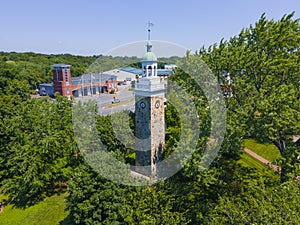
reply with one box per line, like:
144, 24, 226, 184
135, 30, 165, 177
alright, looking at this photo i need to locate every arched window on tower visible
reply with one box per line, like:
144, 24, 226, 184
154, 66, 157, 77
148, 65, 152, 77
143, 66, 146, 77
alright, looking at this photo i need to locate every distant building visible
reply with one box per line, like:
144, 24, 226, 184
164, 64, 177, 70
39, 64, 118, 98
39, 61, 174, 99
39, 83, 54, 96
116, 67, 174, 80
71, 73, 118, 97
52, 64, 72, 98
104, 69, 137, 84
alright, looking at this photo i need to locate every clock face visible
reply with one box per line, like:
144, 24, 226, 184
155, 100, 160, 108
140, 101, 146, 109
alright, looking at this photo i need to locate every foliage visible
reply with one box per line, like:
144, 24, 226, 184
66, 164, 188, 225
0, 96, 81, 207
205, 181, 300, 224
199, 12, 300, 181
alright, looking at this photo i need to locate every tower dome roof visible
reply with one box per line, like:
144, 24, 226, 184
142, 52, 157, 61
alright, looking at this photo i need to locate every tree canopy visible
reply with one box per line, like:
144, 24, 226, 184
199, 12, 300, 182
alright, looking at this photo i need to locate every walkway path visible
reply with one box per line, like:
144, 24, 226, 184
245, 147, 300, 180
244, 148, 281, 172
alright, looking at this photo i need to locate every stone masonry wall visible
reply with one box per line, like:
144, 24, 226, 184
135, 93, 165, 176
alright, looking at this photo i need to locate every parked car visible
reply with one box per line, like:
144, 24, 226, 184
112, 96, 120, 104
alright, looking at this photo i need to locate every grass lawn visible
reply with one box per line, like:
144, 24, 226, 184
238, 153, 269, 171
243, 139, 281, 163
0, 193, 70, 225
238, 153, 279, 178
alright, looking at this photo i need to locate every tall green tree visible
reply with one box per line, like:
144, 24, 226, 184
0, 96, 80, 207
199, 12, 300, 182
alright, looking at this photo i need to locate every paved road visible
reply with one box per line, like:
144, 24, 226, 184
74, 84, 135, 116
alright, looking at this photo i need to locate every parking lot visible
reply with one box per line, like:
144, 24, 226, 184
74, 84, 135, 116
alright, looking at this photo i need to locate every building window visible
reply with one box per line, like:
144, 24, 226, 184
143, 66, 146, 77
65, 69, 69, 83
55, 69, 59, 81
148, 66, 152, 77
65, 70, 68, 82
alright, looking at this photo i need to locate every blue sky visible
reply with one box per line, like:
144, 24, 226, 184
0, 0, 299, 56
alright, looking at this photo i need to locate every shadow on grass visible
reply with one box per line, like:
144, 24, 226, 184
6, 188, 67, 209
59, 214, 74, 225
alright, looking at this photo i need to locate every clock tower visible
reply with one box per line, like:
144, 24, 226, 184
135, 27, 165, 176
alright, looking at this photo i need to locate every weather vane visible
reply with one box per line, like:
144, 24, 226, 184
147, 21, 154, 40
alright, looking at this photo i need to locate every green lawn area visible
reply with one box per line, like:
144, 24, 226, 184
243, 139, 281, 163
238, 153, 269, 171
239, 139, 281, 179
238, 153, 279, 179
0, 193, 70, 225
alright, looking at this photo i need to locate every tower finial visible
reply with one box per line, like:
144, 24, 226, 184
147, 21, 154, 41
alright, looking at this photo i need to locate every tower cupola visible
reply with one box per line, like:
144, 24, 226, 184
141, 23, 158, 77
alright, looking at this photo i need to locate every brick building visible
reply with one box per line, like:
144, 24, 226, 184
40, 64, 118, 98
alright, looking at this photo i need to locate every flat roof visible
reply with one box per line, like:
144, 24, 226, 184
71, 73, 117, 84
119, 67, 142, 75
52, 64, 71, 68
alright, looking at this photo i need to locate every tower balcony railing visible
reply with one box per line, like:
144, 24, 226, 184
135, 77, 165, 92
